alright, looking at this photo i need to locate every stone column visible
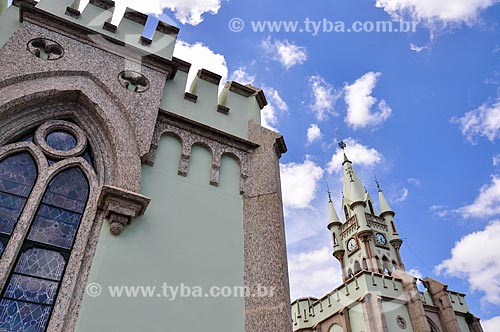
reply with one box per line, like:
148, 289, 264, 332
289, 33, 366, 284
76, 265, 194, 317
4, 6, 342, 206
243, 121, 292, 332
392, 270, 432, 332
423, 277, 461, 332
360, 293, 388, 332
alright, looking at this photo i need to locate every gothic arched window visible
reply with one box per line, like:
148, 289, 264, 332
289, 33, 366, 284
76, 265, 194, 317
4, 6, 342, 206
0, 120, 95, 332
382, 256, 391, 276
354, 261, 361, 275
344, 205, 349, 220
0, 153, 37, 256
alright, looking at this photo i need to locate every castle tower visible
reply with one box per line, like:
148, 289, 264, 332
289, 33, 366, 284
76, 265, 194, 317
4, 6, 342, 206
291, 141, 484, 332
0, 1, 292, 331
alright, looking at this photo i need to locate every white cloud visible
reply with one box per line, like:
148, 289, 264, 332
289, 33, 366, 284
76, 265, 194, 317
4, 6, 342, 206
436, 220, 500, 306
452, 93, 500, 143
229, 67, 255, 85
494, 154, 500, 167
344, 72, 392, 129
116, 0, 221, 25
410, 43, 430, 53
288, 246, 343, 300
327, 138, 383, 174
456, 176, 500, 219
308, 75, 339, 121
261, 37, 308, 69
261, 87, 288, 131
307, 124, 322, 145
408, 177, 422, 187
376, 0, 499, 26
395, 188, 409, 202
281, 157, 324, 210
173, 40, 228, 91
483, 316, 500, 332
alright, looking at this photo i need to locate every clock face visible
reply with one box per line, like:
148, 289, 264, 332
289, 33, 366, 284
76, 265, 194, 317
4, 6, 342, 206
376, 233, 387, 246
347, 238, 357, 252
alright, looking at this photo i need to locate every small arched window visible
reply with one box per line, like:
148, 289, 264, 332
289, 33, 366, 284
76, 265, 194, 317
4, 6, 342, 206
392, 260, 398, 271
382, 256, 391, 276
354, 261, 361, 274
344, 205, 349, 220
347, 268, 353, 279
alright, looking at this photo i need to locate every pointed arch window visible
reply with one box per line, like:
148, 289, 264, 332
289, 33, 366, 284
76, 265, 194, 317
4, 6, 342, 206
344, 205, 349, 220
0, 153, 37, 256
0, 167, 89, 332
0, 119, 95, 332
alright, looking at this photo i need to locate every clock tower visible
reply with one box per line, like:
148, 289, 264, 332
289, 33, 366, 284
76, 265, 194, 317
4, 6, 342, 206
292, 141, 484, 332
328, 150, 404, 282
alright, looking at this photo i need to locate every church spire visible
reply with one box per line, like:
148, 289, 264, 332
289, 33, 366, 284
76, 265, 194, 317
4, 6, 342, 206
327, 185, 341, 223
377, 180, 394, 216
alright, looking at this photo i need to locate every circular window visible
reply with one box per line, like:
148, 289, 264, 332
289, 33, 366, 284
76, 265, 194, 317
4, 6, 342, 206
46, 131, 77, 151
35, 121, 87, 159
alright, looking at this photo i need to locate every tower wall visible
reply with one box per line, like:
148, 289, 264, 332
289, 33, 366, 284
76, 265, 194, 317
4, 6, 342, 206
0, 1, 292, 331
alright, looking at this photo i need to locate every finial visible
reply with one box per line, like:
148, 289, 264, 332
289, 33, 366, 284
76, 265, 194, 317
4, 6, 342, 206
338, 140, 347, 150
374, 173, 381, 192
326, 181, 333, 203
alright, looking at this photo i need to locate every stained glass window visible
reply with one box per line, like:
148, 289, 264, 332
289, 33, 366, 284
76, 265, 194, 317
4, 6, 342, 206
45, 131, 76, 151
0, 167, 89, 332
0, 153, 37, 236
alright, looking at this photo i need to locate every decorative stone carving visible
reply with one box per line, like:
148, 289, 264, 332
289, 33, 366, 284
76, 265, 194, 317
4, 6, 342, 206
118, 71, 150, 93
27, 38, 64, 60
97, 185, 151, 235
145, 110, 257, 194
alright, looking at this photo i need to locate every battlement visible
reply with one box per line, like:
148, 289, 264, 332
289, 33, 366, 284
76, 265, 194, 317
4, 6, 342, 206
0, 0, 270, 140
0, 0, 178, 60
161, 61, 267, 139
291, 271, 405, 331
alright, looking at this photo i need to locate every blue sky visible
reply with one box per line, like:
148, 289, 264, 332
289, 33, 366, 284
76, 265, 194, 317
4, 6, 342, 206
144, 0, 500, 328
16, 0, 500, 329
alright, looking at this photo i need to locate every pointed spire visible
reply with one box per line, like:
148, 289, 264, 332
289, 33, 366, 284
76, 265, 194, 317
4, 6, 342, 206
326, 182, 341, 223
377, 182, 394, 215
329, 199, 341, 223
342, 152, 365, 206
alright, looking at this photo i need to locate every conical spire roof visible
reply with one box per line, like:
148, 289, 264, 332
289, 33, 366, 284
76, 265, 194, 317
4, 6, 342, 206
328, 193, 341, 223
377, 182, 394, 215
342, 153, 366, 206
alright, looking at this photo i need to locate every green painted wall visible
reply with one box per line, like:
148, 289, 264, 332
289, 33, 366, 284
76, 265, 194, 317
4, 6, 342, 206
382, 301, 414, 332
457, 316, 472, 332
76, 135, 245, 332
348, 303, 366, 332
0, 4, 20, 49
329, 323, 344, 332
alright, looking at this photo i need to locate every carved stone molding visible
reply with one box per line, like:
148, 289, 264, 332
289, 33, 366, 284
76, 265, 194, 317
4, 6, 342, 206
98, 185, 151, 235
144, 109, 258, 194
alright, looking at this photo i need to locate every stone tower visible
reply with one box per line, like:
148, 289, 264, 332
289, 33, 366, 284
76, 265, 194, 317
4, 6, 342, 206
0, 1, 293, 331
292, 145, 484, 332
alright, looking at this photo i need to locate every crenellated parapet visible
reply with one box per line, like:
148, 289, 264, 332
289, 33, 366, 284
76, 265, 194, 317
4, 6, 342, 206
292, 271, 406, 331
161, 62, 267, 140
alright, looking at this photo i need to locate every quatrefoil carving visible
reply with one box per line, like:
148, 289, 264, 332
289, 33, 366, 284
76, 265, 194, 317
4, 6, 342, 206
27, 38, 64, 60
118, 71, 150, 93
